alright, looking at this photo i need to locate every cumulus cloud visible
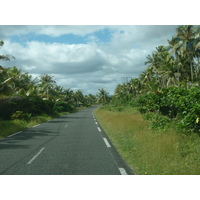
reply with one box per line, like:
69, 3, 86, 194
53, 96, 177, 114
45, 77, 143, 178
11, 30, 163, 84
0, 25, 179, 94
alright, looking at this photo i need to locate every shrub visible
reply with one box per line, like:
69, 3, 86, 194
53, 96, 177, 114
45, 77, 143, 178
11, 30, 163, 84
11, 111, 31, 121
53, 101, 74, 112
137, 106, 148, 114
0, 95, 55, 120
134, 87, 200, 134
144, 112, 172, 131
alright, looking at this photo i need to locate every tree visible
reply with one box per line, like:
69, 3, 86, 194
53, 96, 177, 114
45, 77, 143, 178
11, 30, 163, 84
168, 25, 200, 83
0, 67, 14, 96
38, 74, 56, 100
75, 90, 84, 107
0, 41, 15, 96
97, 88, 109, 104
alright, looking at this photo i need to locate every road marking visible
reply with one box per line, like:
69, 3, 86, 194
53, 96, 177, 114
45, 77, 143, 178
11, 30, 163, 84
97, 127, 101, 132
7, 131, 22, 138
65, 124, 68, 128
119, 168, 128, 175
33, 124, 40, 128
103, 138, 111, 148
95, 122, 98, 125
27, 147, 45, 165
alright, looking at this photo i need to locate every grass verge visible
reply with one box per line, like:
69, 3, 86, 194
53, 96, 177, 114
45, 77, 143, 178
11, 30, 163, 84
0, 106, 87, 138
0, 112, 69, 139
94, 106, 200, 175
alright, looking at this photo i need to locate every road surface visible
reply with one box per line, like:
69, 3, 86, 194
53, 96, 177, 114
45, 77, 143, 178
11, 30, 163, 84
0, 106, 133, 175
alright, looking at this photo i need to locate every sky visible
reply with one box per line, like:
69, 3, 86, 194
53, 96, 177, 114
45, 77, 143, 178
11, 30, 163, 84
0, 25, 180, 95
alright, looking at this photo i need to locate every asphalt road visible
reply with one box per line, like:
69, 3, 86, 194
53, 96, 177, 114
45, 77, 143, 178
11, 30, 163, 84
0, 106, 133, 175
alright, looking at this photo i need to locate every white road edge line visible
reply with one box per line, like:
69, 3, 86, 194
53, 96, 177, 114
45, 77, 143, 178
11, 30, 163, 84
97, 127, 101, 132
95, 122, 98, 125
103, 138, 111, 148
119, 168, 128, 175
33, 124, 40, 128
27, 147, 45, 165
7, 131, 22, 138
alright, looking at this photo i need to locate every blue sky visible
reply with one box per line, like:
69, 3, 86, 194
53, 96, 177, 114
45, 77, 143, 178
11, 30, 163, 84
9, 28, 113, 45
0, 25, 179, 95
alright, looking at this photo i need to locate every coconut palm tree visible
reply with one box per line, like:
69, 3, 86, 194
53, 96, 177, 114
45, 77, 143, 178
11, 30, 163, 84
0, 67, 14, 96
38, 74, 56, 100
97, 88, 109, 104
75, 90, 84, 107
0, 41, 15, 96
139, 69, 156, 91
168, 25, 200, 83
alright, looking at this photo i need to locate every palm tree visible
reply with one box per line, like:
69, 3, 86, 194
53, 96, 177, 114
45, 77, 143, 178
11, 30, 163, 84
38, 74, 56, 100
64, 88, 74, 104
0, 41, 15, 96
75, 90, 84, 107
0, 66, 14, 96
128, 78, 142, 96
168, 25, 200, 83
97, 88, 109, 104
139, 69, 155, 91
145, 50, 162, 88
87, 94, 97, 105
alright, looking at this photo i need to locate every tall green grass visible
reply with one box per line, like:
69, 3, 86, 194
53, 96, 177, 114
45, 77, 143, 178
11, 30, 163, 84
0, 113, 65, 138
94, 106, 200, 175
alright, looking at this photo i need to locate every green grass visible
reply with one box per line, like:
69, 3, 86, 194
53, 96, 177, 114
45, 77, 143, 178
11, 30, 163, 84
0, 112, 69, 139
0, 106, 86, 138
94, 106, 200, 175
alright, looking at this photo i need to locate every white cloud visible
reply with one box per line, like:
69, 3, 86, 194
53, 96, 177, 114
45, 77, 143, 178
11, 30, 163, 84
0, 25, 180, 94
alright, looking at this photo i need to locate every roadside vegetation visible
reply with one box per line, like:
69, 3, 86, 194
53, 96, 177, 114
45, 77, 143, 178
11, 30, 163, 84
95, 25, 200, 175
0, 40, 100, 138
95, 106, 200, 175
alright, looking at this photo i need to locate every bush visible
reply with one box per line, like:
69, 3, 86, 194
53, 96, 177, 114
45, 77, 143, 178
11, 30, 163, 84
11, 111, 31, 121
144, 112, 172, 131
0, 95, 55, 120
137, 106, 149, 114
134, 87, 200, 134
53, 101, 74, 112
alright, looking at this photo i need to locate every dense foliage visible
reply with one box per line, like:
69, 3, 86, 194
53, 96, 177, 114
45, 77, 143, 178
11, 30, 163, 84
108, 25, 200, 134
134, 87, 200, 133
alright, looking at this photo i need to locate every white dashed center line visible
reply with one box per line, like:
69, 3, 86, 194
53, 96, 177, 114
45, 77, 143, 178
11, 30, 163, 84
27, 147, 45, 165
